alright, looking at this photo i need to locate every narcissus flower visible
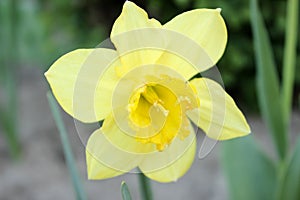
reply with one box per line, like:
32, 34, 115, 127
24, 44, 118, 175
45, 1, 250, 182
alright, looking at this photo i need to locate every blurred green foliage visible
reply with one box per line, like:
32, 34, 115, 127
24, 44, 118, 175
222, 136, 277, 200
0, 0, 20, 158
222, 0, 299, 199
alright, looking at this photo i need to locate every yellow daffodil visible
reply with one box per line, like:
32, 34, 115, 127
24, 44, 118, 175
45, 1, 250, 182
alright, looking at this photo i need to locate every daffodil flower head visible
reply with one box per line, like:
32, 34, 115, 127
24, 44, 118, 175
44, 1, 251, 182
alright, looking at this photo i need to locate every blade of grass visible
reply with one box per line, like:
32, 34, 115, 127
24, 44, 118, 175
4, 42, 20, 158
0, 44, 20, 158
250, 0, 287, 159
0, 0, 20, 159
282, 0, 299, 128
121, 181, 133, 200
0, 105, 20, 158
47, 92, 87, 200
5, 67, 19, 158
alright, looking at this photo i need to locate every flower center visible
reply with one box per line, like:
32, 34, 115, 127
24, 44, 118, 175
127, 77, 198, 151
128, 85, 166, 127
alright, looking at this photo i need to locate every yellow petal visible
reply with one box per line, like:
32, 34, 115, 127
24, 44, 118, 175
111, 2, 218, 79
111, 1, 163, 75
187, 78, 250, 140
139, 123, 196, 182
111, 1, 161, 38
114, 49, 163, 78
45, 48, 119, 123
101, 113, 157, 154
163, 8, 227, 70
86, 150, 124, 179
94, 56, 122, 121
154, 50, 199, 80
86, 128, 142, 180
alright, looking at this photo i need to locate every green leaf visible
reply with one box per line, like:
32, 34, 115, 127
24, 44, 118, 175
250, 0, 287, 159
47, 92, 87, 200
121, 181, 133, 200
282, 0, 299, 129
221, 136, 277, 200
276, 137, 300, 200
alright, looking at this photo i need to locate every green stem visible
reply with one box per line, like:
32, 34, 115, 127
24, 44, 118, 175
47, 92, 87, 200
138, 172, 153, 200
282, 0, 299, 130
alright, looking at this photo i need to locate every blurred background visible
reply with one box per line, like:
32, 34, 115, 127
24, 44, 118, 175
0, 0, 299, 200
